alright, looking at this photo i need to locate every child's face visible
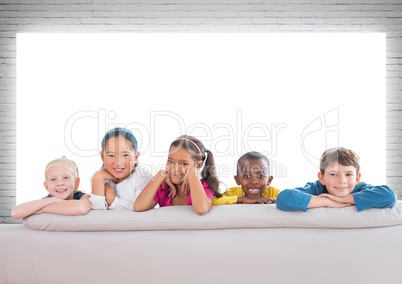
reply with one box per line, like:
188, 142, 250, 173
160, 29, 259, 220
318, 162, 361, 197
102, 136, 139, 183
44, 164, 78, 200
166, 146, 199, 184
234, 159, 272, 197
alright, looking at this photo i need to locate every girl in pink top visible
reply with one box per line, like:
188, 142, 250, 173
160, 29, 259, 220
134, 135, 222, 215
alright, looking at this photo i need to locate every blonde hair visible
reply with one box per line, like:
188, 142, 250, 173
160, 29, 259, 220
45, 157, 80, 192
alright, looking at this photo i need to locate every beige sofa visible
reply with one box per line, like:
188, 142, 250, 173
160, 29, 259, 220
1, 202, 402, 284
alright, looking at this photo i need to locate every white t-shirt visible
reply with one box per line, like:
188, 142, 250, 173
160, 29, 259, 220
89, 166, 152, 211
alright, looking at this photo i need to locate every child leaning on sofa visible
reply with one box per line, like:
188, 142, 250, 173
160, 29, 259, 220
11, 157, 91, 219
213, 151, 280, 205
90, 128, 153, 210
134, 135, 222, 215
276, 147, 397, 212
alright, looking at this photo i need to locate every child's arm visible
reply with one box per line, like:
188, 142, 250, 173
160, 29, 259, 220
92, 169, 114, 196
276, 181, 328, 211
187, 167, 212, 215
36, 195, 91, 216
307, 195, 353, 209
11, 197, 64, 219
105, 183, 116, 206
90, 169, 116, 210
236, 186, 280, 204
133, 170, 165, 212
213, 196, 275, 205
321, 183, 397, 211
351, 183, 397, 211
237, 196, 276, 204
276, 181, 372, 211
105, 183, 136, 210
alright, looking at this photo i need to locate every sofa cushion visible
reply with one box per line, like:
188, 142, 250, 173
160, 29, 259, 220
23, 201, 402, 231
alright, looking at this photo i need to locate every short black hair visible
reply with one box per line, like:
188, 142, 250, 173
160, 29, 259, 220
236, 151, 270, 176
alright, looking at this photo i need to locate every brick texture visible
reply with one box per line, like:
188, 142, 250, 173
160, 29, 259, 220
0, 1, 401, 223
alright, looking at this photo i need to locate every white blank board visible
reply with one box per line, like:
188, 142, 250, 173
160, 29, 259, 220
17, 33, 385, 204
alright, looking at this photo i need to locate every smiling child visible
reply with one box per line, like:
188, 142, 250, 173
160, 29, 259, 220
213, 151, 280, 205
276, 147, 397, 212
134, 135, 222, 215
11, 157, 91, 219
90, 128, 152, 210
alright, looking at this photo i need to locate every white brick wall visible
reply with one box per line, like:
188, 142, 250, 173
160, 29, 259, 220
0, 1, 401, 224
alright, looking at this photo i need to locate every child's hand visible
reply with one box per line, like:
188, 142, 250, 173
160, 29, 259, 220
165, 176, 177, 198
105, 184, 116, 206
35, 197, 65, 214
184, 166, 198, 182
94, 169, 116, 182
237, 196, 276, 204
50, 197, 66, 203
319, 193, 354, 206
181, 178, 190, 195
318, 194, 354, 208
159, 170, 177, 198
92, 169, 116, 196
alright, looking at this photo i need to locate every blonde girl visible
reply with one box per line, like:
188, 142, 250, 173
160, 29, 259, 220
11, 157, 90, 219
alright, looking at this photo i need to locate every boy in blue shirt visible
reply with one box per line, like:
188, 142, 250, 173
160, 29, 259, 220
276, 147, 396, 212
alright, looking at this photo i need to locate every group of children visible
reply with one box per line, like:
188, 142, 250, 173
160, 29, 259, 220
11, 127, 397, 219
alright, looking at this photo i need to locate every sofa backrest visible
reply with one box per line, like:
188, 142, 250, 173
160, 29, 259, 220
23, 202, 402, 231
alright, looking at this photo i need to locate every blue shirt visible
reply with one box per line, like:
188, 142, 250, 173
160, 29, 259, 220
276, 181, 397, 212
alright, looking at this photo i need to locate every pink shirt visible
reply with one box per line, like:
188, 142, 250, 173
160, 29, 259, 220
153, 180, 214, 207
